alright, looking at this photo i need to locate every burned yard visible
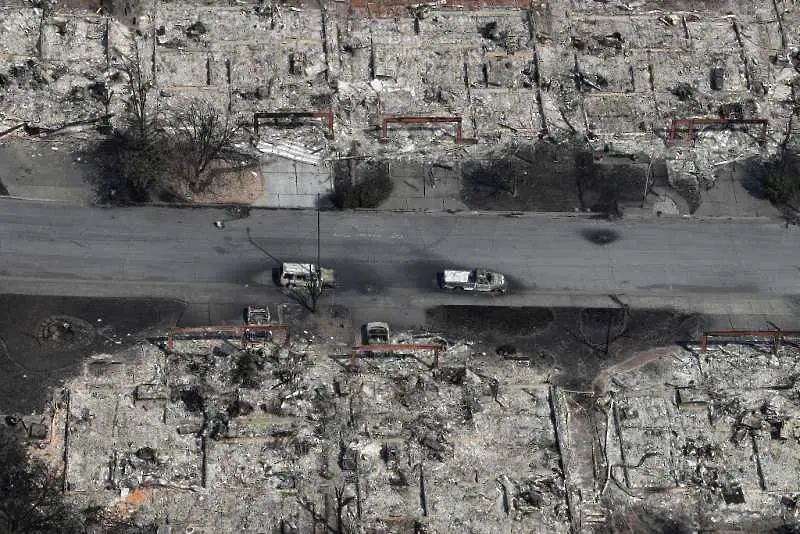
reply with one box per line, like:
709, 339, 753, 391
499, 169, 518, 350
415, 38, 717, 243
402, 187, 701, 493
0, 295, 184, 413
460, 140, 655, 214
426, 305, 702, 390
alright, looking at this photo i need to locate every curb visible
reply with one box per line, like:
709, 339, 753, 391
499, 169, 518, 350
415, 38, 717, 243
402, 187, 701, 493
0, 194, 85, 204
0, 195, 789, 223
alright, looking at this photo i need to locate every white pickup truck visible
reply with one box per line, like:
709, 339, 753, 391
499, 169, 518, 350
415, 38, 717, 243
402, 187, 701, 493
437, 268, 507, 294
362, 322, 390, 345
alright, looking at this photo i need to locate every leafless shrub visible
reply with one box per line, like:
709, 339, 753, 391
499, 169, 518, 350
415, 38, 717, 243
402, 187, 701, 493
0, 426, 80, 533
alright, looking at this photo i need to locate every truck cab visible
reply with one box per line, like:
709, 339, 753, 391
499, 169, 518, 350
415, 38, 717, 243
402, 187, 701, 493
362, 322, 390, 345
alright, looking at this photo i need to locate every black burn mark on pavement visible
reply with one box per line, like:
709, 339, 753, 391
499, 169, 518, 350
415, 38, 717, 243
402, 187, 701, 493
323, 261, 386, 295
327, 256, 446, 296
581, 228, 619, 245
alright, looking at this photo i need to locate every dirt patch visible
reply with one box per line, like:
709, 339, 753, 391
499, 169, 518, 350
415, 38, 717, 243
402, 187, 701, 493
426, 306, 703, 389
0, 295, 185, 413
460, 139, 650, 214
179, 163, 264, 205
591, 345, 677, 394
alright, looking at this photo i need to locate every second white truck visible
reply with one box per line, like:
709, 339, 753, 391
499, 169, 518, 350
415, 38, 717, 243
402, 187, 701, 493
437, 268, 508, 294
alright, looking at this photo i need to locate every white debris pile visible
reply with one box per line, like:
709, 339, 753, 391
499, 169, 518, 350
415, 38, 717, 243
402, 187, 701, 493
254, 137, 326, 166
597, 341, 800, 530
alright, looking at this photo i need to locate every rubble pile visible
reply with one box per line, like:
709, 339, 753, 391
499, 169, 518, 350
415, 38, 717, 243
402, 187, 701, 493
1, 0, 796, 207
595, 341, 800, 530
12, 316, 800, 532
37, 327, 572, 532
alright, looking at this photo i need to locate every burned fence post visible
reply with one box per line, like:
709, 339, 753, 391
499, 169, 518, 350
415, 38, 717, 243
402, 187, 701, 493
381, 115, 463, 144
419, 463, 428, 517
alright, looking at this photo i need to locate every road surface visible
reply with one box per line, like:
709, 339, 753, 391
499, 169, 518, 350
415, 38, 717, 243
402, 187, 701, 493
0, 200, 798, 325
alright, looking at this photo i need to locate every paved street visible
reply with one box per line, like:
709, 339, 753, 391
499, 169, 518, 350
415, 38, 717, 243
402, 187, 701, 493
0, 199, 798, 327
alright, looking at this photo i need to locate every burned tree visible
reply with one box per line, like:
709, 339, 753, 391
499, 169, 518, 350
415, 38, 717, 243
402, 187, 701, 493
89, 41, 253, 202
296, 483, 356, 534
764, 149, 800, 207
112, 41, 173, 199
0, 426, 80, 533
91, 133, 174, 203
87, 40, 172, 203
331, 160, 393, 209
119, 41, 156, 142
170, 99, 239, 193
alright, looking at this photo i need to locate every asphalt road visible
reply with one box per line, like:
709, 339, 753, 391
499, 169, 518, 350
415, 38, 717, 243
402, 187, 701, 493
1, 200, 799, 325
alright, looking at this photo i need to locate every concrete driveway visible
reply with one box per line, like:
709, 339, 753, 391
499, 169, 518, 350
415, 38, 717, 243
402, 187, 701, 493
0, 138, 96, 204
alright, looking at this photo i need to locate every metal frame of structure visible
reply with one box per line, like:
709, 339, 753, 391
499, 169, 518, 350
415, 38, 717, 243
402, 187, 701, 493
667, 117, 768, 146
253, 111, 334, 139
166, 324, 290, 351
700, 329, 800, 353
350, 0, 526, 15
350, 343, 442, 370
381, 116, 463, 144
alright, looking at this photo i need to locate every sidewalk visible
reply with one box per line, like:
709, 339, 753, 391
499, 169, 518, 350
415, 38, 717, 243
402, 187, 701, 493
0, 137, 786, 222
0, 138, 96, 205
694, 158, 781, 218
376, 160, 469, 211
252, 156, 332, 208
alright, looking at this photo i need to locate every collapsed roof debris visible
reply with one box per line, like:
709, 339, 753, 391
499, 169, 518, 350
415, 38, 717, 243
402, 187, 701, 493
16, 310, 578, 532
0, 0, 792, 211
15, 312, 800, 532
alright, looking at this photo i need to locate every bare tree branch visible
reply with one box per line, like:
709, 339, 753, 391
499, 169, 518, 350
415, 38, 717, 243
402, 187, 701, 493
170, 99, 239, 193
118, 40, 156, 142
0, 426, 80, 533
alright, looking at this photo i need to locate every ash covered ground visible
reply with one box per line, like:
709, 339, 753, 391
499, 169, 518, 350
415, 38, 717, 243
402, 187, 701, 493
7, 297, 798, 533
